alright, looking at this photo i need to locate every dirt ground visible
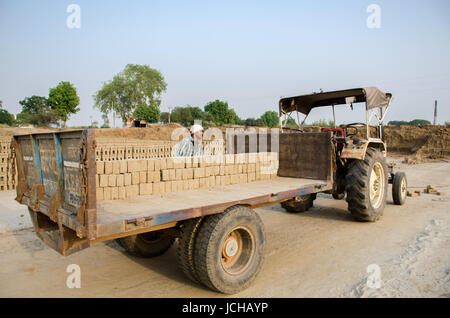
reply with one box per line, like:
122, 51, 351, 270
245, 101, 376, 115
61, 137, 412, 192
0, 157, 449, 298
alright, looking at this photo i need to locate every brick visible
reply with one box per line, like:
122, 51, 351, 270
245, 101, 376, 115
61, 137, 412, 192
112, 161, 120, 174
162, 169, 170, 181
103, 187, 112, 200
231, 174, 239, 184
194, 167, 205, 179
108, 175, 116, 187
225, 165, 234, 175
160, 158, 167, 170
225, 154, 235, 165
188, 179, 194, 190
165, 181, 172, 193
183, 168, 194, 180
173, 158, 185, 169
119, 161, 127, 174
193, 178, 200, 189
140, 171, 147, 183
199, 177, 206, 189
99, 174, 109, 187
128, 160, 139, 173
111, 187, 119, 200
104, 162, 113, 174
118, 186, 126, 200
183, 180, 190, 190
96, 175, 99, 188
205, 166, 212, 177
220, 165, 225, 176
169, 169, 176, 181
238, 165, 243, 174
124, 173, 132, 186
96, 187, 104, 201
154, 159, 161, 171
96, 162, 104, 174
152, 171, 161, 183
132, 172, 140, 185
184, 157, 192, 168
175, 168, 183, 181
126, 185, 139, 198
166, 158, 174, 169
213, 165, 220, 176
224, 175, 231, 185
248, 163, 256, 173
159, 182, 166, 194
248, 172, 256, 182
139, 183, 153, 195
242, 164, 248, 173
116, 174, 124, 187
233, 165, 239, 174
147, 159, 155, 171
139, 160, 147, 172
209, 176, 216, 187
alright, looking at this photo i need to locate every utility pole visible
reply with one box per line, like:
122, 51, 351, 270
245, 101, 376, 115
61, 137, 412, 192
168, 107, 172, 124
433, 100, 437, 125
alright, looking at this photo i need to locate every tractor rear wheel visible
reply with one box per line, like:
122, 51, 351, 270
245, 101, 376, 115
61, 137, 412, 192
345, 147, 388, 222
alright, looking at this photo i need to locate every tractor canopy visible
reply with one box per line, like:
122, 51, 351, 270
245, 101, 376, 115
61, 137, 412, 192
279, 87, 392, 115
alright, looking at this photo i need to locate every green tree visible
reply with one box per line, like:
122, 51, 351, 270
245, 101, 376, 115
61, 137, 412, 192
244, 117, 262, 126
17, 95, 59, 127
94, 64, 167, 124
47, 81, 80, 127
133, 104, 160, 122
409, 119, 431, 126
0, 100, 15, 126
160, 112, 169, 123
204, 100, 240, 125
259, 111, 279, 127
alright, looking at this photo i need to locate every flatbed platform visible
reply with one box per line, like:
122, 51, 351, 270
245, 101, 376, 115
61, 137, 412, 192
97, 177, 329, 225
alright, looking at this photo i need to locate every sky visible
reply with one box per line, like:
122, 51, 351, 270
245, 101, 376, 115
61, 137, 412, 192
1, 0, 449, 127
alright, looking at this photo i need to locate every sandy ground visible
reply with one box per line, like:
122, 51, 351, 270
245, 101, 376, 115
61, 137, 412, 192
0, 158, 449, 298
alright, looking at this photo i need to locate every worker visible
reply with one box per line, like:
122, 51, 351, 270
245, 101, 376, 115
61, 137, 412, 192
176, 124, 204, 157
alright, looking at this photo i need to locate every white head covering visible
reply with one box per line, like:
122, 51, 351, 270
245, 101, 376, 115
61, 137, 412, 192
190, 124, 203, 134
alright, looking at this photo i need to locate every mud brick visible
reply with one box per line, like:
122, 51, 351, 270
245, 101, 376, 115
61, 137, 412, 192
165, 181, 172, 193
152, 171, 161, 183
224, 175, 231, 185
174, 180, 183, 192
209, 176, 216, 187
183, 168, 194, 180
116, 174, 124, 187
248, 163, 256, 173
193, 178, 200, 189
99, 174, 109, 187
255, 170, 261, 180
119, 161, 127, 174
139, 183, 153, 195
183, 180, 190, 191
184, 157, 192, 168
166, 158, 174, 169
103, 187, 112, 200
205, 166, 212, 177
128, 160, 140, 173
96, 187, 104, 201
160, 158, 167, 170
407, 191, 418, 197
138, 160, 146, 172
104, 162, 113, 174
153, 182, 161, 195
139, 171, 147, 183
132, 172, 140, 185
124, 173, 132, 186
220, 165, 225, 176
169, 169, 176, 181
147, 159, 155, 171
118, 186, 126, 200
235, 153, 246, 164
126, 185, 139, 198
261, 173, 270, 180
225, 154, 235, 165
225, 165, 234, 175
175, 168, 183, 181
162, 169, 170, 181
198, 157, 207, 168
194, 167, 205, 179
154, 159, 161, 171
111, 187, 118, 200
204, 177, 210, 188
187, 179, 194, 190
112, 161, 120, 174
270, 173, 277, 179
173, 158, 185, 169
233, 165, 239, 174
437, 192, 447, 196
239, 174, 247, 183
248, 172, 256, 182
230, 174, 240, 185
199, 177, 206, 189
95, 175, 99, 188
191, 156, 199, 168
96, 162, 104, 174
213, 165, 220, 176
108, 175, 116, 187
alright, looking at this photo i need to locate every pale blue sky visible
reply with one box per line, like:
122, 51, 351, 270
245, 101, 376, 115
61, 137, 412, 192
1, 0, 449, 126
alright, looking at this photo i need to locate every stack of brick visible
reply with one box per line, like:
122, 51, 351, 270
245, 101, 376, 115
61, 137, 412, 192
95, 139, 224, 161
0, 137, 16, 191
95, 152, 278, 201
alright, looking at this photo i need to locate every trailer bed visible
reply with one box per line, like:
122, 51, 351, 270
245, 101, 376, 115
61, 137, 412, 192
97, 177, 328, 225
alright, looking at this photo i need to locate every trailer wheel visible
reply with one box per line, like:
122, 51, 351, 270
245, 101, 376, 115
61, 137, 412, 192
117, 231, 174, 258
345, 147, 388, 222
392, 172, 407, 205
176, 217, 204, 283
193, 206, 265, 294
281, 193, 316, 213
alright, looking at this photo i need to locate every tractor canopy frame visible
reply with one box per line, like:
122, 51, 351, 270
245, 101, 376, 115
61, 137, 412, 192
278, 87, 393, 140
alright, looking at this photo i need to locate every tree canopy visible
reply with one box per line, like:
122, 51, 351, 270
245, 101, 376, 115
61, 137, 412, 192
204, 100, 241, 126
94, 64, 167, 123
259, 111, 279, 127
17, 95, 59, 127
133, 104, 160, 123
388, 119, 431, 126
47, 81, 80, 126
0, 100, 15, 126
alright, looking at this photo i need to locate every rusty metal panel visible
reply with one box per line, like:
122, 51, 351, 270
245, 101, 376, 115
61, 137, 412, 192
278, 132, 333, 181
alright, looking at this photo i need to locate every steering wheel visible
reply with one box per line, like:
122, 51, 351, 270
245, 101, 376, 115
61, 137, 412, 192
339, 122, 366, 137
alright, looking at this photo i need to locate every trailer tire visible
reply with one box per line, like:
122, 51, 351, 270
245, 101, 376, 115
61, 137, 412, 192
116, 231, 174, 258
345, 147, 388, 222
392, 172, 407, 205
176, 217, 204, 284
193, 206, 265, 294
281, 194, 316, 213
